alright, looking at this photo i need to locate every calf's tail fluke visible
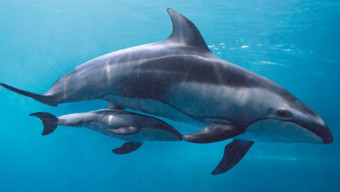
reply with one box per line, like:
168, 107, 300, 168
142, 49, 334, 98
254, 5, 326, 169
0, 83, 58, 106
30, 112, 59, 135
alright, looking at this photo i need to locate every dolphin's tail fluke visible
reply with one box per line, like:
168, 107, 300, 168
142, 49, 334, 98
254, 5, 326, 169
0, 83, 58, 106
30, 112, 59, 135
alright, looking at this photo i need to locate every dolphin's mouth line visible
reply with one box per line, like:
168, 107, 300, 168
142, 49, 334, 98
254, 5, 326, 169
246, 118, 332, 144
247, 117, 298, 128
247, 117, 311, 133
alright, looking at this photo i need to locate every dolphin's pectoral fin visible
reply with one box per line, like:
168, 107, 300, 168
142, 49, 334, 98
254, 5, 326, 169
211, 140, 254, 175
107, 102, 124, 110
182, 123, 245, 143
107, 126, 139, 135
112, 142, 143, 155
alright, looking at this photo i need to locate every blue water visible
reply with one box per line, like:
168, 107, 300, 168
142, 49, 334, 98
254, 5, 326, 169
0, 1, 339, 191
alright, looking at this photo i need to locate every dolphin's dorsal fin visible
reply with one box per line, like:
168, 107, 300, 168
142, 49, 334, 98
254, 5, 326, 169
166, 8, 209, 51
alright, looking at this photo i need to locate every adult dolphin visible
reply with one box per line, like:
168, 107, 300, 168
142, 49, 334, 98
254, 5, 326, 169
1, 9, 333, 174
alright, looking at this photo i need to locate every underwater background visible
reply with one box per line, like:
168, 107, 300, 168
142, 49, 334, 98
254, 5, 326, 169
0, 0, 339, 191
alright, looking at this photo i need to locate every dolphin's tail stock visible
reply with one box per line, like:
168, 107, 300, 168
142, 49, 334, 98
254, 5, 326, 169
30, 112, 59, 135
0, 83, 58, 106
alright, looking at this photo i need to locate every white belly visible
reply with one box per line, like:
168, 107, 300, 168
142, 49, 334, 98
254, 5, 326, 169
235, 119, 323, 144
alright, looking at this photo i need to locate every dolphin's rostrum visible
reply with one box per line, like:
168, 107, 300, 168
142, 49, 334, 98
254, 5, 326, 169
0, 8, 333, 175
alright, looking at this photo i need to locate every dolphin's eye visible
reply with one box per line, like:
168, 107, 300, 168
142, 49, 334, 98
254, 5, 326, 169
277, 109, 293, 118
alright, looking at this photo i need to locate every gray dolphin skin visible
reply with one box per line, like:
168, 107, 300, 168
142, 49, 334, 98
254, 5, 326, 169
30, 108, 182, 154
1, 9, 333, 174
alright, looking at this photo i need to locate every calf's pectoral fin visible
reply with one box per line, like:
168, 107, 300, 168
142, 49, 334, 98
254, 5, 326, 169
211, 139, 254, 175
182, 123, 245, 143
107, 126, 139, 135
112, 142, 143, 154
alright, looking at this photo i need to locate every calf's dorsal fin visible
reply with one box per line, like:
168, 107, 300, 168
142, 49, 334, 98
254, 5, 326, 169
108, 102, 124, 110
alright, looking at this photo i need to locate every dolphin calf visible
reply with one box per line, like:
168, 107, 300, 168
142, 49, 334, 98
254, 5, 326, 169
30, 107, 182, 154
1, 9, 333, 174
